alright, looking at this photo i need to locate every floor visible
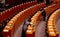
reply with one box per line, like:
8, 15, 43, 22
35, 21, 47, 37
13, 22, 24, 37
56, 19, 60, 37
12, 19, 60, 37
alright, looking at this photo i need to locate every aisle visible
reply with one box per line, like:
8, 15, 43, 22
35, 21, 46, 37
56, 19, 60, 37
13, 22, 24, 37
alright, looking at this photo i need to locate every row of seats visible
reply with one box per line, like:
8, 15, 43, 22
26, 11, 42, 34
0, 1, 37, 23
53, 0, 60, 3
0, 1, 37, 37
44, 3, 60, 37
30, 11, 42, 26
2, 2, 46, 37
26, 3, 60, 34
2, 1, 59, 37
26, 3, 60, 37
0, 1, 37, 34
47, 9, 60, 37
2, 1, 60, 37
44, 3, 60, 16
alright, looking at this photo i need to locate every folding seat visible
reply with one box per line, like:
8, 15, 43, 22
8, 20, 15, 27
28, 25, 33, 30
14, 14, 20, 19
25, 9, 28, 11
30, 1, 33, 4
16, 5, 20, 12
26, 2, 30, 7
38, 4, 41, 6
18, 5, 23, 11
55, 29, 59, 36
8, 20, 15, 28
26, 25, 35, 37
31, 17, 34, 21
24, 2, 26, 5
1, 11, 7, 21
3, 27, 11, 37
22, 3, 26, 10
21, 3, 24, 6
10, 8, 14, 14
11, 7, 15, 14
33, 1, 35, 2
5, 10, 10, 19
11, 7, 15, 10
8, 8, 13, 18
7, 18, 15, 25
17, 5, 20, 7
7, 9, 12, 16
48, 28, 54, 32
17, 5, 20, 11
8, 20, 14, 25
49, 31, 56, 36
30, 1, 32, 3
12, 16, 18, 28
5, 25, 11, 29
30, 2, 34, 6
13, 17, 17, 21
32, 1, 36, 5
3, 27, 9, 32
28, 2, 31, 3
30, 21, 36, 26
14, 6, 17, 13
26, 25, 33, 34
15, 6, 18, 12
18, 12, 23, 15
7, 21, 15, 36
32, 17, 37, 21
12, 7, 14, 9
6, 23, 12, 28
17, 6, 21, 12
5, 25, 14, 36
13, 6, 16, 13
23, 3, 28, 9
25, 2, 27, 4
10, 18, 15, 23
47, 26, 53, 29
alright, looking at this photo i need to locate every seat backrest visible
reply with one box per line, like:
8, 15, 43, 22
0, 1, 37, 23
2, 2, 46, 37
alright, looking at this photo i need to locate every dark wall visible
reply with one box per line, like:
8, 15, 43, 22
5, 0, 33, 7
5, 0, 15, 7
